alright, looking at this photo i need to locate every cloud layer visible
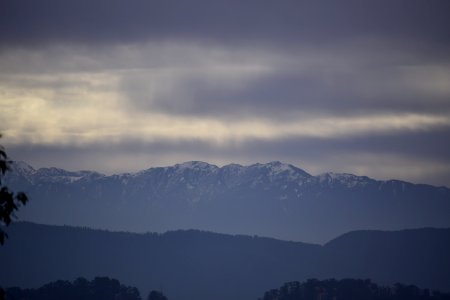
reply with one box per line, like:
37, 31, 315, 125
1, 0, 450, 186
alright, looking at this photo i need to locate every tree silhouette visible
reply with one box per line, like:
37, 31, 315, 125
0, 134, 28, 245
260, 279, 450, 300
147, 291, 168, 300
4, 277, 142, 300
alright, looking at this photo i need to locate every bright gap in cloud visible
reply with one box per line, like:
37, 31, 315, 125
1, 91, 449, 146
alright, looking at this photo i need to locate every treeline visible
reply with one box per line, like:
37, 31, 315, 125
260, 279, 450, 300
4, 277, 450, 300
1, 277, 169, 300
2, 277, 146, 300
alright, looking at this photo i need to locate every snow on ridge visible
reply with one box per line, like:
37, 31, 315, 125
4, 160, 36, 182
27, 166, 104, 184
175, 161, 219, 171
267, 161, 294, 173
220, 163, 245, 175
7, 160, 392, 189
246, 161, 291, 172
222, 163, 244, 169
264, 162, 312, 181
10, 160, 36, 175
317, 172, 373, 188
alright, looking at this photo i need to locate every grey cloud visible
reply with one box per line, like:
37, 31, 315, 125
3, 45, 449, 121
120, 56, 450, 120
1, 0, 450, 49
243, 127, 450, 164
2, 22, 449, 121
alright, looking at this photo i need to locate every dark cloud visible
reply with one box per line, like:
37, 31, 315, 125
2, 0, 450, 121
242, 127, 450, 164
120, 58, 450, 120
1, 0, 450, 48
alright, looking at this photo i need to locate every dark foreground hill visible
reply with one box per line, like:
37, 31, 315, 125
1, 223, 449, 300
6, 161, 450, 244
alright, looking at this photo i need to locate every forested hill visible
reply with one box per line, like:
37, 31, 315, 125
1, 222, 449, 300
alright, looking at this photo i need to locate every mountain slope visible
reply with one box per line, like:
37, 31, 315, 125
5, 161, 450, 243
1, 223, 449, 300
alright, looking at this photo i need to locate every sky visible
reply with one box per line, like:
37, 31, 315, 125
1, 0, 450, 186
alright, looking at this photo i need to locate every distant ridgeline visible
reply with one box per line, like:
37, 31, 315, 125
260, 279, 450, 300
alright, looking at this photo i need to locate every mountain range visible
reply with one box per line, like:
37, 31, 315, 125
4, 161, 450, 244
1, 222, 449, 300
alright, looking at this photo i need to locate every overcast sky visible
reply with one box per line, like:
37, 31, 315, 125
1, 0, 450, 186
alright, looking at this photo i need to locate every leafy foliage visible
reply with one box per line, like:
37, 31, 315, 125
0, 134, 28, 245
4, 277, 141, 300
147, 290, 168, 300
260, 279, 450, 300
